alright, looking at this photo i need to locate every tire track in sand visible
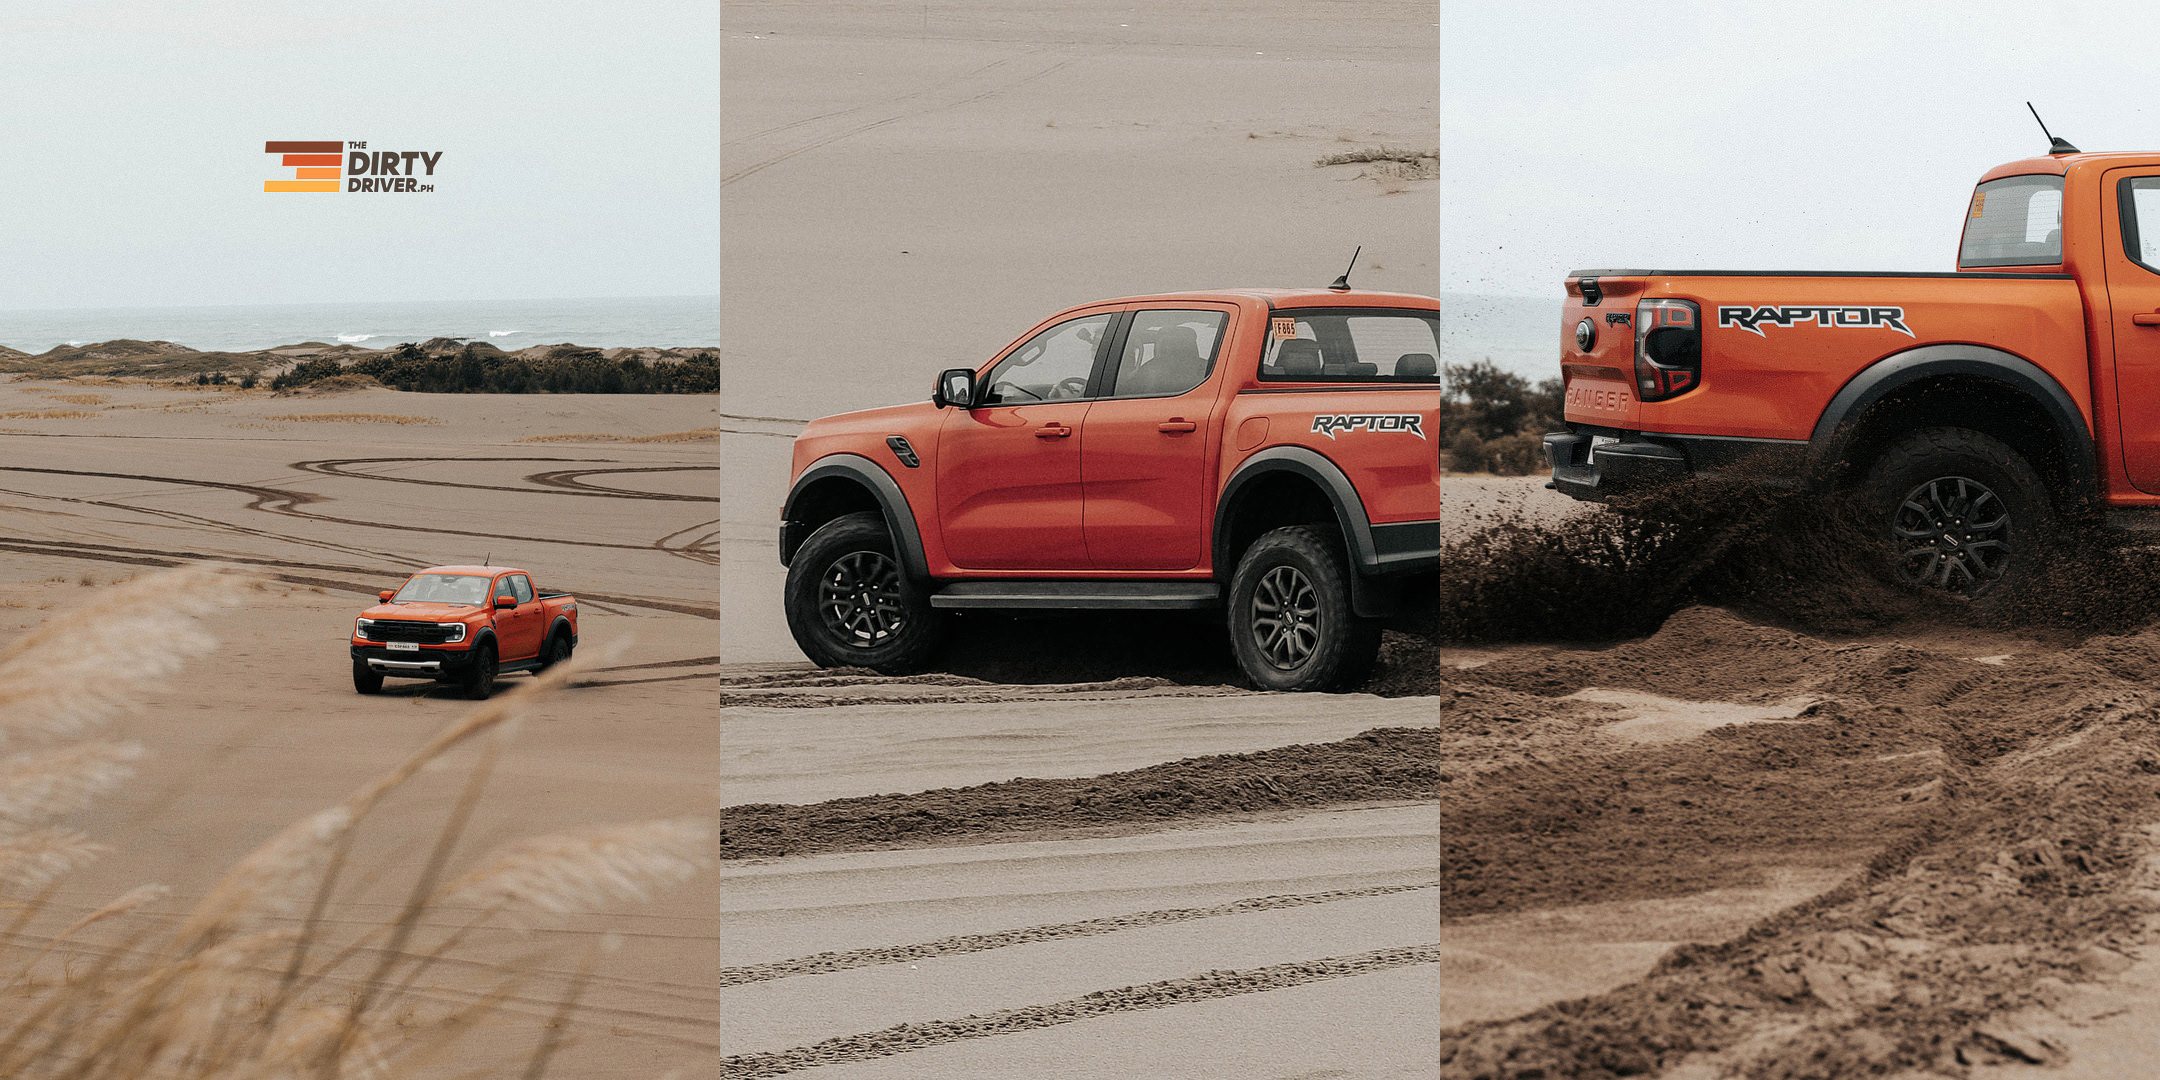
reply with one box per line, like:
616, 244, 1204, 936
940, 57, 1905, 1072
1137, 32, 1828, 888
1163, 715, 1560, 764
718, 880, 1437, 988
717, 944, 1442, 1078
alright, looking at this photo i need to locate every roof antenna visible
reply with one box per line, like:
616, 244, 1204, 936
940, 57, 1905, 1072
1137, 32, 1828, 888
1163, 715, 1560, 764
483, 552, 490, 567
2027, 102, 2079, 155
1328, 246, 1361, 292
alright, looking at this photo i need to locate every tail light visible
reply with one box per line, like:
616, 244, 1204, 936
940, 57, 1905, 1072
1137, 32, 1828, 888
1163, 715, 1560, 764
1635, 298, 1701, 401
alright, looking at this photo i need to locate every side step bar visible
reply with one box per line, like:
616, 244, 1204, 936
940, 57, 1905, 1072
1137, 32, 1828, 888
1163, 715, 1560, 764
929, 581, 1221, 611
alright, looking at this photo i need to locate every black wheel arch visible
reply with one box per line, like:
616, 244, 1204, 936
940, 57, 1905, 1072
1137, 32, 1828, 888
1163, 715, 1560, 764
1811, 344, 2096, 511
780, 453, 930, 581
547, 616, 576, 647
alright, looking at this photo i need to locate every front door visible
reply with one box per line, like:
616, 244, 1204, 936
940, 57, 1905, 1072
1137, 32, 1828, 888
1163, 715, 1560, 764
1081, 307, 1233, 570
936, 312, 1113, 570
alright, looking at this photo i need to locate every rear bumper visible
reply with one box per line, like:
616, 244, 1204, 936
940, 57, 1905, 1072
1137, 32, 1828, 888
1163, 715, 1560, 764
351, 644, 477, 677
1545, 429, 1807, 501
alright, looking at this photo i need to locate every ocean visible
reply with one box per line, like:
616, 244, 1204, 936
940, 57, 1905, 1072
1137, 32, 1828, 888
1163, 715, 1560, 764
1440, 291, 1564, 383
0, 295, 719, 354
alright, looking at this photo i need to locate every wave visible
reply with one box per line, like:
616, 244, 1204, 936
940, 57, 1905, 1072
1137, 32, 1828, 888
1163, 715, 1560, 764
336, 333, 377, 344
488, 329, 521, 338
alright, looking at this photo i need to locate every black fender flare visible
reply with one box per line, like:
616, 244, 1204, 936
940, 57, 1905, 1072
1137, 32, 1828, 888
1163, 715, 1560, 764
781, 453, 930, 581
546, 615, 576, 648
1809, 343, 2095, 493
1215, 445, 1378, 574
469, 628, 499, 655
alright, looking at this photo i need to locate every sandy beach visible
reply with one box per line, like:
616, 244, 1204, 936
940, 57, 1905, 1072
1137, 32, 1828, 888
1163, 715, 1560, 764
721, 2, 1438, 1075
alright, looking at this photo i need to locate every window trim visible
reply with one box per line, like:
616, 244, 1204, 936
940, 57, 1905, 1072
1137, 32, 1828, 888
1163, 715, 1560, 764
1254, 306, 1441, 384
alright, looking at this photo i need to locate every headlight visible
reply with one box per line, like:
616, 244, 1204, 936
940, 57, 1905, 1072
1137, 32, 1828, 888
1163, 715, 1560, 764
440, 622, 467, 643
355, 618, 373, 639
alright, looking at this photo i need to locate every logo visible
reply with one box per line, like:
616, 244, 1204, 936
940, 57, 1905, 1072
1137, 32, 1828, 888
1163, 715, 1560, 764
1311, 414, 1426, 440
1717, 305, 1912, 337
1604, 312, 1632, 326
263, 141, 443, 194
263, 141, 344, 193
1566, 385, 1629, 411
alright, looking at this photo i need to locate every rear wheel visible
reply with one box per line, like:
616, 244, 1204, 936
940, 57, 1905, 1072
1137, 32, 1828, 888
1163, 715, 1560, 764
1861, 427, 2052, 598
352, 658, 383, 695
536, 631, 573, 672
784, 511, 945, 672
1227, 526, 1381, 692
460, 641, 498, 700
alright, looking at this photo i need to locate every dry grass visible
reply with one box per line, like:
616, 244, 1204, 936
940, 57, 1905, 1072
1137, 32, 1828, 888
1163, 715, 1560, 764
0, 411, 94, 421
0, 568, 712, 1078
518, 428, 722, 444
1313, 146, 1437, 167
263, 413, 441, 426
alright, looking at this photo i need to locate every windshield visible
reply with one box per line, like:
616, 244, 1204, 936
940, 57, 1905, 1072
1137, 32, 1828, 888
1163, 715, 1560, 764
392, 573, 492, 605
1960, 175, 2064, 268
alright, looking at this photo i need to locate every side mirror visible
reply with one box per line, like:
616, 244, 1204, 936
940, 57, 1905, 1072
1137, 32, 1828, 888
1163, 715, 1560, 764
495, 595, 517, 609
932, 368, 977, 409
378, 590, 394, 602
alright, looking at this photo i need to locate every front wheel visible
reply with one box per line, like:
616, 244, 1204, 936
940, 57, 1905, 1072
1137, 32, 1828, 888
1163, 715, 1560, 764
460, 641, 498, 700
352, 658, 383, 695
1860, 427, 2052, 598
784, 511, 945, 673
1226, 526, 1381, 692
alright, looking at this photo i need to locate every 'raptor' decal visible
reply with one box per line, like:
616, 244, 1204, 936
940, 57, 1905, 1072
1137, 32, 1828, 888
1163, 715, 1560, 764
1312, 414, 1425, 440
1717, 305, 1913, 338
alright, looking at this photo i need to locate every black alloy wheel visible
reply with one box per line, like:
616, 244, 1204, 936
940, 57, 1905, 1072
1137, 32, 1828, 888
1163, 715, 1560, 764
1249, 564, 1321, 671
820, 550, 909, 648
1891, 475, 2011, 592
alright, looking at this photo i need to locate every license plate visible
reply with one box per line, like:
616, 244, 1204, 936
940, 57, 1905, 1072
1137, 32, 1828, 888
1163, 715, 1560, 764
387, 641, 419, 653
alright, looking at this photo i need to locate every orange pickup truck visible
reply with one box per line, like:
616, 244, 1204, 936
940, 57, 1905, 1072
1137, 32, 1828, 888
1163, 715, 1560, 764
780, 288, 1440, 691
1546, 140, 2160, 595
349, 565, 578, 698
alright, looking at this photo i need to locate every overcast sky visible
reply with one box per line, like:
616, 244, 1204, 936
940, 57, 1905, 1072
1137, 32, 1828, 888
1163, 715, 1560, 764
0, 1, 717, 311
1443, 0, 2160, 297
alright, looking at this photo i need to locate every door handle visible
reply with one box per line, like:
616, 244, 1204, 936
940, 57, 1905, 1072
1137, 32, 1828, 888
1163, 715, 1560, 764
1034, 423, 1071, 438
2137, 313, 2160, 326
1157, 420, 1197, 434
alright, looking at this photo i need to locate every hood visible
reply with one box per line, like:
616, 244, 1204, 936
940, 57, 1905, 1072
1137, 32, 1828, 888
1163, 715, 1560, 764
361, 601, 484, 620
799, 401, 938, 438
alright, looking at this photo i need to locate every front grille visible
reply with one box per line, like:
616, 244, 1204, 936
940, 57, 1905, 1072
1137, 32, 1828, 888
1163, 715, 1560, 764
360, 620, 461, 644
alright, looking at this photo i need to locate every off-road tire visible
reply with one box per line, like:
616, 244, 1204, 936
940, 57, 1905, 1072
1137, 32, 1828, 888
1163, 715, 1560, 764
1860, 426, 2052, 599
536, 631, 573, 672
785, 511, 945, 673
1227, 525, 1382, 692
461, 640, 498, 700
352, 658, 383, 695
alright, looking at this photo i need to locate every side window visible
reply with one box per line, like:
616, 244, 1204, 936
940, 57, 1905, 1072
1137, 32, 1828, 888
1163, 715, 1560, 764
1109, 309, 1228, 398
980, 314, 1112, 405
2123, 177, 2160, 272
508, 575, 533, 604
1260, 311, 1439, 382
1960, 175, 2065, 267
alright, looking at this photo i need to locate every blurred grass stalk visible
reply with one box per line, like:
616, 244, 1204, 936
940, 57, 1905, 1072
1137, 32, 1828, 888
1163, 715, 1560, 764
0, 568, 712, 1078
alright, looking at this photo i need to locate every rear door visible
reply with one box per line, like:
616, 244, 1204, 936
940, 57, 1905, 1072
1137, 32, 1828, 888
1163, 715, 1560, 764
936, 311, 1114, 570
1082, 305, 1234, 570
2104, 169, 2160, 492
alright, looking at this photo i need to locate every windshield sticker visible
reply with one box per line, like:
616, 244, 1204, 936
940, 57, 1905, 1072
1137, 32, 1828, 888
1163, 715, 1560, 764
1717, 305, 1913, 338
1271, 317, 1299, 340
1970, 191, 1987, 219
1312, 413, 1425, 439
